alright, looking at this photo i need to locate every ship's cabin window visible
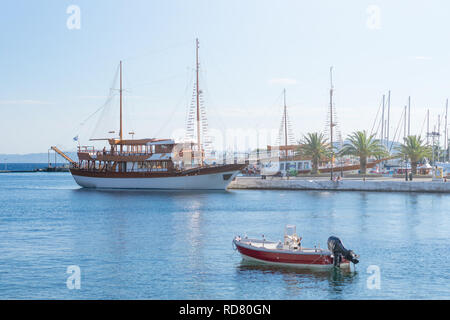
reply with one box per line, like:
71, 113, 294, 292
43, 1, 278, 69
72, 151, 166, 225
136, 161, 168, 171
287, 162, 296, 170
155, 144, 173, 153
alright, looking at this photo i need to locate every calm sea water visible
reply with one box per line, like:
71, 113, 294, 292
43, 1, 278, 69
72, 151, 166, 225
0, 163, 65, 171
0, 171, 449, 299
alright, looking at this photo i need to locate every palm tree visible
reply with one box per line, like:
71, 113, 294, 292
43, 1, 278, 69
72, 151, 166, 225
339, 130, 387, 174
297, 132, 330, 174
395, 135, 431, 174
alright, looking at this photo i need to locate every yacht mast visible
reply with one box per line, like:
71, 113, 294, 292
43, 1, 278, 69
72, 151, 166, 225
381, 94, 385, 145
195, 38, 203, 166
427, 109, 430, 145
408, 96, 411, 136
329, 67, 334, 180
283, 89, 288, 159
120, 60, 123, 152
387, 90, 391, 148
445, 99, 448, 161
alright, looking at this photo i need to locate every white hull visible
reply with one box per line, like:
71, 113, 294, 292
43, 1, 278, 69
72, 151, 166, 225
72, 170, 240, 190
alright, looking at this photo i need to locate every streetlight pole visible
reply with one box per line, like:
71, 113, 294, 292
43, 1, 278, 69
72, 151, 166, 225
404, 105, 408, 181
405, 156, 408, 181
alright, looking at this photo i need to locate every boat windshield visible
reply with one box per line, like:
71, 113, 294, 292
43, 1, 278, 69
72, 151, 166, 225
284, 225, 297, 237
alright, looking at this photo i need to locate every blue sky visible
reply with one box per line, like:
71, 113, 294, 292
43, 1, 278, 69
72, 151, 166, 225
1, 0, 450, 153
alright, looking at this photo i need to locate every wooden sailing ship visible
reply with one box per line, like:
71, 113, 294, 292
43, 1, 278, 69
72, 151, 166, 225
69, 39, 245, 190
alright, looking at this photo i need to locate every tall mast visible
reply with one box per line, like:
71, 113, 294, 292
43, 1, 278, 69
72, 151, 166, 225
408, 96, 411, 136
404, 105, 407, 140
387, 90, 390, 148
427, 109, 430, 145
120, 60, 123, 152
404, 105, 407, 180
438, 114, 441, 161
381, 94, 385, 145
329, 66, 334, 180
432, 124, 436, 164
283, 88, 288, 159
195, 38, 203, 166
445, 99, 448, 161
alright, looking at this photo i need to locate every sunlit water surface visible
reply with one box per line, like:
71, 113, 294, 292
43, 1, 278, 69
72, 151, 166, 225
0, 173, 449, 299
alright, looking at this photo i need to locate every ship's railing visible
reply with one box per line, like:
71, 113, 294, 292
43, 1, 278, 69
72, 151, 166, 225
78, 149, 151, 157
77, 145, 153, 157
78, 146, 95, 153
70, 165, 170, 173
91, 151, 151, 157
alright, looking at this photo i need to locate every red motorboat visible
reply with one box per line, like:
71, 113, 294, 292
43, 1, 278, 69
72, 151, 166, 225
233, 225, 359, 270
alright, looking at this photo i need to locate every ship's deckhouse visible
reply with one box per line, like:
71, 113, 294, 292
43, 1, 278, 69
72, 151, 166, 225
76, 138, 176, 173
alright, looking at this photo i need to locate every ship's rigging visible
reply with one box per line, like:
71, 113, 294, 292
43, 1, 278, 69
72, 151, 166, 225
184, 38, 213, 163
276, 89, 295, 149
79, 40, 214, 160
323, 67, 343, 154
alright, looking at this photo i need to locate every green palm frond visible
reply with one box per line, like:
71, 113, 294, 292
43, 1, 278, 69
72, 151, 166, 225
338, 130, 388, 174
297, 132, 330, 173
339, 130, 388, 158
395, 135, 431, 163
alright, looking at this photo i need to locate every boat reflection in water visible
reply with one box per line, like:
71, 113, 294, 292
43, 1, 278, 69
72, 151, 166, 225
236, 260, 359, 295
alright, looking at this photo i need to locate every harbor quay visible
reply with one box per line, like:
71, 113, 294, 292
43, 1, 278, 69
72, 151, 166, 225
229, 176, 450, 193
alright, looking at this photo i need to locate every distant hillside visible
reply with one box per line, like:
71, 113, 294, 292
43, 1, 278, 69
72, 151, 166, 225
0, 152, 78, 163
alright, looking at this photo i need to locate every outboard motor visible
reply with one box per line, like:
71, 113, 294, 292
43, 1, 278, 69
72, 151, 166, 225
327, 236, 359, 267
